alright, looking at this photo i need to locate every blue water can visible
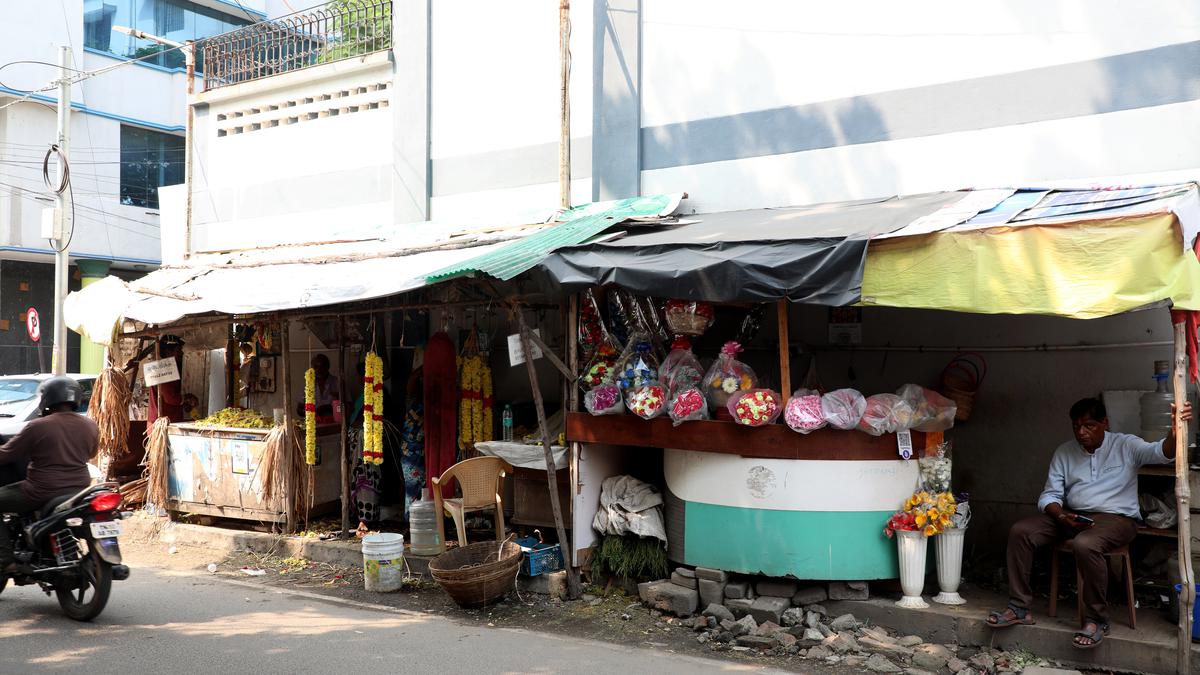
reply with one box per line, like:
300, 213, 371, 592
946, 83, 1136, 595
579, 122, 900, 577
1173, 584, 1200, 641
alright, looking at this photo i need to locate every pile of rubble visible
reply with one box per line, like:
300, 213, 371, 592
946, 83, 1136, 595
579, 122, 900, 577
638, 566, 1049, 674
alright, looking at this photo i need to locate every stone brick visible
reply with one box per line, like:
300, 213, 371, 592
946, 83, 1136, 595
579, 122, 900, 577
780, 607, 804, 627
866, 654, 902, 673
698, 578, 725, 608
776, 632, 797, 648
752, 620, 782, 637
721, 618, 748, 637
748, 596, 791, 625
735, 635, 776, 650
670, 571, 698, 590
723, 581, 752, 599
828, 580, 870, 600
756, 577, 799, 598
830, 613, 859, 631
703, 603, 734, 622
638, 580, 699, 617
674, 567, 696, 579
792, 585, 828, 606
912, 644, 953, 671
694, 567, 729, 583
724, 597, 754, 619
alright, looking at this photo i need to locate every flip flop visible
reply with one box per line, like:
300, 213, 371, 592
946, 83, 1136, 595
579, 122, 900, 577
1073, 621, 1109, 649
987, 606, 1035, 628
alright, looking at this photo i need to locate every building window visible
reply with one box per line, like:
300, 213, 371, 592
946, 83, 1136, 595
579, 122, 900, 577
120, 126, 184, 209
84, 0, 252, 70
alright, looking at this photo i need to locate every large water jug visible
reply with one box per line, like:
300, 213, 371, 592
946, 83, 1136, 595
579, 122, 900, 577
1140, 360, 1173, 442
408, 488, 442, 555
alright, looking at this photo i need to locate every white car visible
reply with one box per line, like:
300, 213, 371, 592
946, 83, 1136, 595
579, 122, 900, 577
0, 373, 97, 441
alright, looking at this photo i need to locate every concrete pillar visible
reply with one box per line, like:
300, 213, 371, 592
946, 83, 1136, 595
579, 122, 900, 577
391, 0, 431, 224
76, 259, 110, 374
591, 0, 641, 201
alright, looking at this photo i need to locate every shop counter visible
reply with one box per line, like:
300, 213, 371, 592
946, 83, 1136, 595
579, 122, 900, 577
166, 423, 343, 523
567, 413, 932, 580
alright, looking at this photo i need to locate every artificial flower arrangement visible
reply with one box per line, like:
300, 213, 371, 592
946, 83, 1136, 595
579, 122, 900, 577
884, 490, 957, 538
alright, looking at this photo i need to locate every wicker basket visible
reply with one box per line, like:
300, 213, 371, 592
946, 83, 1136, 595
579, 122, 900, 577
938, 353, 987, 422
429, 540, 522, 608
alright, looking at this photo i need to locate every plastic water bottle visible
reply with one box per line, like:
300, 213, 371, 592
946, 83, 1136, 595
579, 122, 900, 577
1141, 360, 1174, 442
502, 404, 514, 442
408, 488, 441, 555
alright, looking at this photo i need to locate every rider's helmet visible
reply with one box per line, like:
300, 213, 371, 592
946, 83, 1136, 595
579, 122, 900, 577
37, 376, 82, 415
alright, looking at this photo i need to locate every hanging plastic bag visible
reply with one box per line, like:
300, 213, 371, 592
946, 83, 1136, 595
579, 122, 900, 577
784, 388, 826, 434
661, 337, 705, 396
663, 299, 715, 337
606, 289, 632, 347
857, 393, 913, 436
702, 341, 758, 411
627, 382, 668, 420
669, 387, 709, 426
578, 289, 606, 361
615, 334, 661, 391
735, 305, 765, 345
821, 388, 866, 430
636, 295, 671, 346
585, 383, 625, 416
728, 389, 783, 427
897, 384, 957, 432
579, 335, 622, 390
918, 440, 953, 493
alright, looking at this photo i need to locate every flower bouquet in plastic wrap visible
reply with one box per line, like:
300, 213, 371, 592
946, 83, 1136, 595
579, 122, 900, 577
615, 334, 660, 392
584, 383, 625, 416
919, 440, 953, 493
820, 388, 866, 430
702, 341, 757, 412
728, 389, 782, 427
784, 388, 826, 434
627, 382, 668, 420
897, 384, 957, 432
857, 393, 915, 436
663, 299, 715, 337
885, 490, 956, 538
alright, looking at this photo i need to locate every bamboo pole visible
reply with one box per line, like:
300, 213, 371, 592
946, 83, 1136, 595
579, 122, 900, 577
338, 316, 350, 539
1174, 318, 1194, 675
558, 0, 571, 209
281, 319, 296, 534
519, 311, 582, 599
777, 300, 791, 404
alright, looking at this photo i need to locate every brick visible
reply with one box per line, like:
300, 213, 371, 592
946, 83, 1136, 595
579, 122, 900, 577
748, 595, 790, 625
698, 578, 725, 608
828, 580, 869, 600
724, 581, 752, 599
694, 567, 728, 583
671, 571, 698, 589
638, 580, 699, 617
674, 567, 696, 579
702, 603, 734, 623
756, 578, 799, 598
724, 597, 754, 619
792, 585, 828, 606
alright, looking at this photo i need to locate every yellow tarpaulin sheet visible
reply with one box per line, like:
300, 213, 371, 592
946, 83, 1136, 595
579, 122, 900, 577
861, 213, 1200, 319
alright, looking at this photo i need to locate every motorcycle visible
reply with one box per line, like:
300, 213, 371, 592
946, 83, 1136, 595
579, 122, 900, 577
0, 480, 131, 621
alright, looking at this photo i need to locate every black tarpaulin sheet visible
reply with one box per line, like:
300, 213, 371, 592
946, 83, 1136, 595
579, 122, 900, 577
532, 192, 964, 305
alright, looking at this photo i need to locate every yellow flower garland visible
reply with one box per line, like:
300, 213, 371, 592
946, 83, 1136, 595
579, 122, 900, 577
480, 363, 493, 443
458, 355, 493, 450
362, 352, 384, 465
304, 368, 316, 465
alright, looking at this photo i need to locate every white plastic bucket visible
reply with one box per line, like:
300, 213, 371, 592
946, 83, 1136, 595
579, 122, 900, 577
362, 532, 405, 592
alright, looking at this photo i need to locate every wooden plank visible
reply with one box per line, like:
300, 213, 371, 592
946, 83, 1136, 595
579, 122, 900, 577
778, 300, 791, 405
281, 318, 297, 534
1173, 318, 1193, 675
566, 412, 926, 461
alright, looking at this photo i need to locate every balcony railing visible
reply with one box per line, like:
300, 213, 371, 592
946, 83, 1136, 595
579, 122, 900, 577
202, 0, 392, 91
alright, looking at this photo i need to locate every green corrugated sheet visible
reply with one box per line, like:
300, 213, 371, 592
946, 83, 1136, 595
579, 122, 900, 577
425, 193, 679, 283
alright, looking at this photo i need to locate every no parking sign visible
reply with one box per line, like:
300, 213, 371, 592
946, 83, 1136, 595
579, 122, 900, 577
26, 307, 40, 342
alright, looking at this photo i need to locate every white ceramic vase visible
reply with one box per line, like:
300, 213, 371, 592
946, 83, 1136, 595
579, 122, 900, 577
933, 527, 967, 605
895, 529, 930, 609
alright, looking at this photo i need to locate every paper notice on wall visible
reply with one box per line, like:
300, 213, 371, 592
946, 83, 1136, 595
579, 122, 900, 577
143, 357, 180, 387
508, 330, 543, 366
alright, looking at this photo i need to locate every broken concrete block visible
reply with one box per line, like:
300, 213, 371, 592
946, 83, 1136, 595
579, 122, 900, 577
721, 618, 748, 637
776, 632, 797, 648
780, 607, 804, 627
724, 580, 752, 599
698, 578, 725, 608
911, 644, 953, 671
735, 635, 775, 650
830, 613, 859, 631
670, 571, 698, 590
865, 654, 902, 673
828, 581, 869, 600
703, 603, 734, 623
748, 596, 790, 625
752, 620, 782, 637
674, 567, 696, 579
791, 585, 828, 606
734, 614, 758, 635
756, 577, 799, 598
637, 580, 699, 617
724, 597, 754, 619
694, 567, 728, 583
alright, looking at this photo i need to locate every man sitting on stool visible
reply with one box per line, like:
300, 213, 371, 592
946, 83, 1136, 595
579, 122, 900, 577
987, 397, 1192, 649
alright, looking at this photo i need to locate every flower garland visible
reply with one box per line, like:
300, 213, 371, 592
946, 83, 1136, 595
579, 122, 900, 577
304, 367, 317, 465
884, 490, 956, 538
458, 355, 493, 451
362, 352, 384, 465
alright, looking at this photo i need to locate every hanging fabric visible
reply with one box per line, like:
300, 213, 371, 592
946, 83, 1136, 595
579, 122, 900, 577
424, 331, 459, 497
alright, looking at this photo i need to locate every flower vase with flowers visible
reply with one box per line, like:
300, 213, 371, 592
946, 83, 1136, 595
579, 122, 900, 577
885, 490, 957, 608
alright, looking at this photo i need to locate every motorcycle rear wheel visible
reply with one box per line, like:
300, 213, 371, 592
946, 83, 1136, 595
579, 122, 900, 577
55, 550, 112, 621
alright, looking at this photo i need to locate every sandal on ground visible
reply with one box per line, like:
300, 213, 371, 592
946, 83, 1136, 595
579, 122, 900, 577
987, 605, 1035, 628
1073, 621, 1109, 649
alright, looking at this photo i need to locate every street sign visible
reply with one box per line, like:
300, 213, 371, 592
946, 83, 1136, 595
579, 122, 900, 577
26, 308, 40, 342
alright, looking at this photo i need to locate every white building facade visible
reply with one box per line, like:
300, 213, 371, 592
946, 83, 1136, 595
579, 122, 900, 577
0, 0, 265, 372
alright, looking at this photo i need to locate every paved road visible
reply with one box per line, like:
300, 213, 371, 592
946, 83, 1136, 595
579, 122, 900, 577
0, 565, 789, 674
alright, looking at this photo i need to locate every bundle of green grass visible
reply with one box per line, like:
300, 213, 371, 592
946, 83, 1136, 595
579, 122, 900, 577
590, 534, 667, 583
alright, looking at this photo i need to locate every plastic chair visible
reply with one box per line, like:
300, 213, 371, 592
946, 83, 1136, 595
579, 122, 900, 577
1048, 540, 1136, 628
432, 456, 512, 551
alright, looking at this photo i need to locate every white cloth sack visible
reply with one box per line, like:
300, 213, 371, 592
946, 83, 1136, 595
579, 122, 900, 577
592, 475, 667, 543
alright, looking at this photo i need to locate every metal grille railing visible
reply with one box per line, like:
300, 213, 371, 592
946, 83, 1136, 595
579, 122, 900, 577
202, 0, 392, 91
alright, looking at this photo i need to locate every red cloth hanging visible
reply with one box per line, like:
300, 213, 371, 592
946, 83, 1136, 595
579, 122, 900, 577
423, 332, 460, 498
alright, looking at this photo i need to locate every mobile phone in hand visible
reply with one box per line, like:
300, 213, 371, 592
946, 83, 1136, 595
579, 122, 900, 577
1075, 515, 1095, 525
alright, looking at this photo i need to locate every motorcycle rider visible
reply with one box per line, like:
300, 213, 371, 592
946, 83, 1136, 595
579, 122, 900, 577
0, 376, 98, 573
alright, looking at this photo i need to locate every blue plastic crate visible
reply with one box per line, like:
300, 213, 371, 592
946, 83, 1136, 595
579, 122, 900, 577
520, 543, 564, 577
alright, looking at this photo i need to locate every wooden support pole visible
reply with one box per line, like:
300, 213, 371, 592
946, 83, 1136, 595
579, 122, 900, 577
1174, 318, 1194, 675
338, 317, 350, 539
519, 311, 582, 600
281, 319, 297, 534
777, 300, 791, 404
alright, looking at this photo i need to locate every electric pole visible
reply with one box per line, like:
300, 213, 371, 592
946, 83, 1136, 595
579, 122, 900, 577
51, 45, 72, 375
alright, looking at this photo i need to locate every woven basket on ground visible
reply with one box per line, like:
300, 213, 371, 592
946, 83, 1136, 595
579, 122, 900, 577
429, 540, 522, 608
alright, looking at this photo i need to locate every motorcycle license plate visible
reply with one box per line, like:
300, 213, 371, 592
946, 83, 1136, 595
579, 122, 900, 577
89, 521, 123, 539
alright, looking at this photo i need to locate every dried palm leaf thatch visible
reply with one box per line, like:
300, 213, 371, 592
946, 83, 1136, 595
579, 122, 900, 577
144, 417, 171, 508
257, 422, 311, 524
88, 365, 132, 463
120, 477, 148, 508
